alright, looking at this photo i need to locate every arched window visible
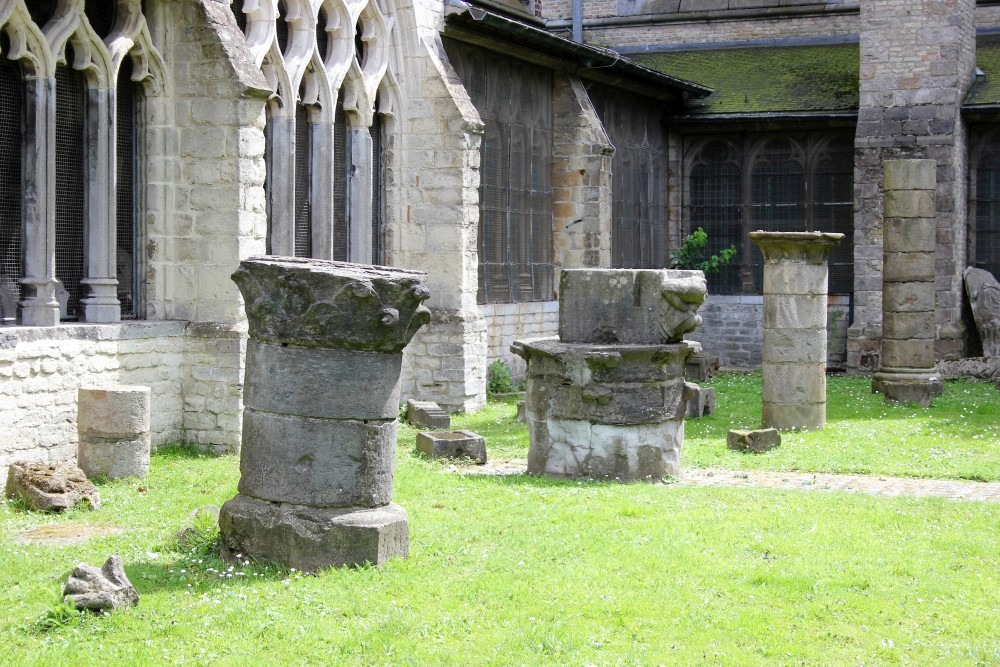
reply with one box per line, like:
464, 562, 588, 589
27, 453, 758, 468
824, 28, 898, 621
0, 45, 22, 323
371, 109, 384, 265
688, 141, 742, 295
117, 58, 141, 319
54, 59, 87, 321
972, 130, 1000, 279
293, 102, 312, 258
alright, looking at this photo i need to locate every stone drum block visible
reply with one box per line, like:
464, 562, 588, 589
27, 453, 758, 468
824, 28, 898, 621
685, 384, 716, 419
219, 258, 430, 571
416, 430, 487, 464
77, 385, 152, 480
406, 399, 451, 429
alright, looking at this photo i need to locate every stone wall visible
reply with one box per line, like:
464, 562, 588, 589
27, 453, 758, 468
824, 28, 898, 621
481, 301, 560, 378
849, 0, 977, 371
0, 323, 244, 483
692, 295, 850, 369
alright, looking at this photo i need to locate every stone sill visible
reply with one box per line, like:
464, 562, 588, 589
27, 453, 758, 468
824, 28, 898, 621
0, 320, 246, 347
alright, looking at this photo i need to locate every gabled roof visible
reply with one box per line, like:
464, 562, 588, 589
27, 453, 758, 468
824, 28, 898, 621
630, 43, 860, 117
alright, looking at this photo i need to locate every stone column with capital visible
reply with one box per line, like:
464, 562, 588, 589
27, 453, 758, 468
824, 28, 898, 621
872, 159, 943, 406
751, 231, 843, 431
219, 257, 431, 572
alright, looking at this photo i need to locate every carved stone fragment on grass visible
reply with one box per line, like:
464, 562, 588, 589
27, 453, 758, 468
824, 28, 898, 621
4, 461, 100, 511
63, 555, 138, 611
727, 428, 781, 453
964, 266, 1000, 358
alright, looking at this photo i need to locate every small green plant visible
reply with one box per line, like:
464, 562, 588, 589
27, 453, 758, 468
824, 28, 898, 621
670, 227, 737, 274
33, 599, 87, 633
487, 359, 515, 395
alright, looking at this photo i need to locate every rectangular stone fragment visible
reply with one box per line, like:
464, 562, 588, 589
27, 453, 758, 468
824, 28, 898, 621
727, 428, 781, 453
406, 400, 451, 429
415, 430, 487, 464
883, 159, 936, 191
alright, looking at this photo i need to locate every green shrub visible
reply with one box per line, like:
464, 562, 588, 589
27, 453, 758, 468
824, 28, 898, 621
670, 227, 737, 274
487, 359, 515, 395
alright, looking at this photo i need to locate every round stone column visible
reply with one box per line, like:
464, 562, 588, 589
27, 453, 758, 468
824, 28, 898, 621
751, 232, 843, 431
219, 257, 430, 572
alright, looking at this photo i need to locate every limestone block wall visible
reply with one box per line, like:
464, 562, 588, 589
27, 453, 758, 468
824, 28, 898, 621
850, 0, 977, 371
0, 323, 246, 482
481, 302, 560, 379
692, 295, 849, 369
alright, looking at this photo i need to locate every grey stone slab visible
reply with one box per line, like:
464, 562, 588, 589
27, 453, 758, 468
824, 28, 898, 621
558, 269, 706, 344
244, 341, 402, 420
219, 495, 409, 572
406, 399, 451, 429
238, 409, 395, 508
727, 428, 781, 453
416, 430, 487, 464
964, 267, 1000, 357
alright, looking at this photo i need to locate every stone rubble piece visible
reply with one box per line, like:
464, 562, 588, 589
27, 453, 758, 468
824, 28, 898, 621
63, 555, 138, 612
964, 266, 1000, 358
77, 386, 152, 481
219, 257, 429, 572
727, 428, 782, 453
4, 460, 100, 511
685, 352, 720, 382
416, 430, 487, 464
685, 384, 716, 419
515, 268, 706, 481
406, 399, 451, 429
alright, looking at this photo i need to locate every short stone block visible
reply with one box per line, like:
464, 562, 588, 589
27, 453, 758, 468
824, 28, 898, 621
516, 400, 526, 423
685, 353, 720, 382
727, 428, 781, 453
219, 494, 409, 572
416, 430, 487, 464
77, 385, 151, 481
685, 384, 716, 419
872, 378, 944, 407
405, 399, 450, 429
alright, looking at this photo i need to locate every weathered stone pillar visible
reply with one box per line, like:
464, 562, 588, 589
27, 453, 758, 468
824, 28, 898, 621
219, 257, 430, 571
872, 160, 943, 406
751, 231, 843, 431
513, 269, 705, 481
77, 386, 152, 480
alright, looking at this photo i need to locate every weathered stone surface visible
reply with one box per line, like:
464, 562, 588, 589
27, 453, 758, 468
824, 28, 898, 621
883, 216, 936, 252
245, 342, 402, 420
763, 294, 827, 330
727, 428, 781, 453
964, 267, 1000, 357
238, 410, 395, 508
872, 378, 944, 407
406, 399, 451, 429
761, 403, 826, 432
232, 257, 431, 351
63, 555, 138, 611
883, 158, 936, 191
558, 269, 706, 344
516, 400, 526, 423
219, 495, 409, 572
684, 352, 720, 382
881, 339, 937, 370
882, 251, 936, 283
883, 281, 935, 313
77, 386, 152, 481
416, 430, 487, 464
5, 461, 100, 511
685, 384, 716, 419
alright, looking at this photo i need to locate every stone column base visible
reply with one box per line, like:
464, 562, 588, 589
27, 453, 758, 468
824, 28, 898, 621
872, 370, 944, 407
219, 495, 409, 572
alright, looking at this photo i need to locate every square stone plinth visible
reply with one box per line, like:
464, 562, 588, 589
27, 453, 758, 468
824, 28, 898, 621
416, 430, 487, 464
219, 495, 409, 572
406, 400, 451, 429
872, 377, 944, 407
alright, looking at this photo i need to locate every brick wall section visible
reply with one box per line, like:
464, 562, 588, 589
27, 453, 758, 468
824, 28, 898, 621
481, 302, 560, 378
849, 0, 977, 372
0, 323, 245, 482
694, 296, 849, 369
552, 73, 614, 277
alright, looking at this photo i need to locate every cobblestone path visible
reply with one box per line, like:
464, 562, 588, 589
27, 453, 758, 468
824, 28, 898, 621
457, 460, 1000, 503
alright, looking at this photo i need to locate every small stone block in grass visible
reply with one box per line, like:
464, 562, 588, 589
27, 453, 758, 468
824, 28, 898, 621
727, 428, 781, 453
406, 399, 450, 429
686, 385, 716, 419
516, 400, 526, 423
416, 430, 487, 464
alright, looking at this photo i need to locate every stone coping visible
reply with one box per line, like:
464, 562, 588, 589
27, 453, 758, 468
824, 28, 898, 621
0, 320, 246, 346
513, 337, 698, 356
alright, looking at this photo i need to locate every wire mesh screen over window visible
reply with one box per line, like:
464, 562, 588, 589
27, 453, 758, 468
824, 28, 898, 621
0, 51, 21, 323
444, 39, 554, 304
371, 112, 384, 265
55, 63, 86, 321
294, 104, 312, 258
972, 131, 1000, 279
589, 83, 669, 269
117, 62, 139, 320
684, 132, 854, 295
333, 100, 349, 262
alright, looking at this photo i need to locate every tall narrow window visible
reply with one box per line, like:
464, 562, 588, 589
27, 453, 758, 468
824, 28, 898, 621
117, 59, 139, 319
589, 84, 670, 269
55, 61, 86, 321
812, 138, 854, 295
689, 141, 742, 295
333, 99, 349, 261
371, 111, 384, 265
444, 38, 554, 304
0, 49, 22, 323
293, 103, 312, 257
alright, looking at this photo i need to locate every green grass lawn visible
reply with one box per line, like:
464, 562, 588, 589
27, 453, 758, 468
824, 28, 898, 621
2, 376, 999, 665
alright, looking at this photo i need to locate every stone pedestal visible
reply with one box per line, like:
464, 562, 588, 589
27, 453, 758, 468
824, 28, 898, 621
872, 160, 943, 406
751, 232, 843, 431
513, 269, 705, 481
219, 257, 430, 571
77, 386, 151, 480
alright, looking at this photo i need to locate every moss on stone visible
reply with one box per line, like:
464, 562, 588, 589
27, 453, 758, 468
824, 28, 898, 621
967, 34, 1000, 106
631, 44, 860, 115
